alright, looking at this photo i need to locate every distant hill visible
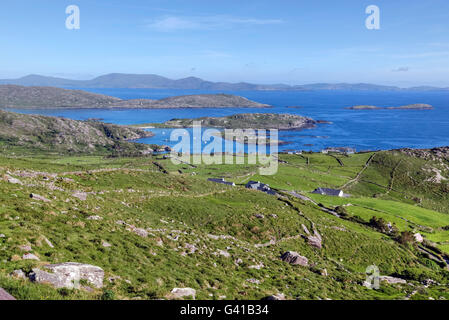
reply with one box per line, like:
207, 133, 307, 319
0, 109, 153, 154
1, 73, 448, 91
0, 85, 270, 109
0, 85, 120, 108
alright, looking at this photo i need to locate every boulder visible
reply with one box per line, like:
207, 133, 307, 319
4, 174, 22, 185
307, 235, 322, 249
414, 233, 424, 243
43, 237, 54, 248
72, 191, 88, 201
102, 241, 112, 248
379, 276, 407, 284
30, 193, 50, 202
170, 288, 196, 300
19, 245, 32, 252
22, 253, 39, 260
263, 293, 286, 300
11, 269, 26, 279
280, 251, 308, 266
29, 262, 104, 289
0, 288, 16, 300
87, 215, 102, 221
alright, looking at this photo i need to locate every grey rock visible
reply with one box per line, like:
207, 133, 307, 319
72, 191, 88, 201
11, 269, 26, 279
4, 174, 22, 185
30, 193, 50, 202
379, 276, 407, 284
246, 278, 261, 284
307, 235, 322, 249
280, 251, 309, 266
87, 215, 102, 221
0, 288, 16, 300
170, 287, 196, 300
29, 262, 104, 289
263, 293, 286, 300
19, 245, 32, 252
43, 237, 54, 248
0, 234, 5, 238
22, 253, 39, 260
102, 241, 112, 248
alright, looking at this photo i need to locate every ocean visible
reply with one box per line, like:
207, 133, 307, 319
10, 88, 449, 152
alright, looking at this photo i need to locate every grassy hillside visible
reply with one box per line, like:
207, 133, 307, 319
0, 147, 448, 300
0, 110, 153, 155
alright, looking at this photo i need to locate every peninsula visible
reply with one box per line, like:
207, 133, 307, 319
0, 85, 271, 109
0, 109, 153, 154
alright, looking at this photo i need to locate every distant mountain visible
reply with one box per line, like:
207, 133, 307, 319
0, 85, 270, 109
1, 73, 448, 91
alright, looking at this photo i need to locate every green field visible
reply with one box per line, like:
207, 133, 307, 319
0, 149, 448, 300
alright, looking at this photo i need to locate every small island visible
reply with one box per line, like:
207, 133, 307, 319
346, 103, 433, 110
137, 113, 322, 131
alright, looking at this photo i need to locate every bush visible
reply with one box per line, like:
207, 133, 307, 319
369, 216, 389, 233
101, 290, 116, 300
335, 206, 348, 217
397, 231, 415, 245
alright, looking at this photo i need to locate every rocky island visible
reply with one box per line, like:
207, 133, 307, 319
346, 103, 433, 110
144, 113, 320, 130
0, 85, 270, 109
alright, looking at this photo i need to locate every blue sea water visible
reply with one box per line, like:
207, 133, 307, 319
10, 89, 449, 152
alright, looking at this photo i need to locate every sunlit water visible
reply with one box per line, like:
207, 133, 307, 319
11, 89, 449, 153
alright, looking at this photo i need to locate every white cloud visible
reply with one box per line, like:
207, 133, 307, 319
147, 15, 284, 32
391, 67, 409, 72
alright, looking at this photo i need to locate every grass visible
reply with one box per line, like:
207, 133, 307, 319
0, 150, 448, 300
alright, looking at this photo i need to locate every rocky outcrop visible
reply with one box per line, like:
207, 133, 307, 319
0, 288, 16, 300
379, 276, 407, 284
0, 109, 153, 154
414, 233, 424, 243
29, 262, 104, 289
307, 224, 323, 249
280, 251, 309, 266
3, 174, 22, 185
262, 293, 286, 300
22, 253, 39, 260
170, 288, 196, 300
30, 193, 50, 202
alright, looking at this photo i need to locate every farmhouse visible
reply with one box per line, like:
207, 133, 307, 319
207, 178, 235, 186
312, 187, 345, 197
245, 181, 276, 195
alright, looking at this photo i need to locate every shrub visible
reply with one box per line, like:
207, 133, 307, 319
335, 206, 348, 217
397, 231, 415, 245
101, 290, 115, 300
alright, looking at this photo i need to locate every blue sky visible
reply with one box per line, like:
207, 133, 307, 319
0, 0, 448, 86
